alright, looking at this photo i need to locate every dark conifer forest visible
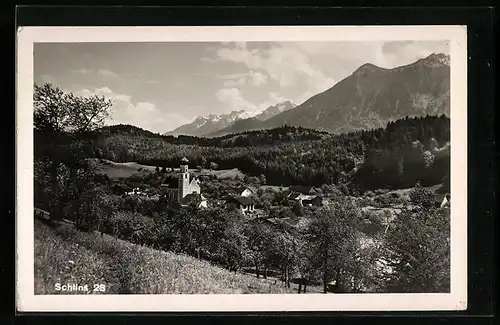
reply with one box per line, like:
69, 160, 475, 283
51, 114, 449, 193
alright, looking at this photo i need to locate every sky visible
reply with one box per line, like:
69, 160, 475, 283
34, 40, 449, 134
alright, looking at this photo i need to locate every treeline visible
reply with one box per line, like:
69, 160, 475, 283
353, 115, 450, 190
96, 124, 328, 147
85, 115, 450, 192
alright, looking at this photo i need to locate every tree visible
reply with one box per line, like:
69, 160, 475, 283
209, 162, 218, 170
34, 83, 113, 222
270, 220, 298, 288
291, 200, 304, 217
248, 176, 260, 186
408, 182, 435, 209
244, 222, 273, 278
382, 189, 450, 293
307, 197, 363, 293
216, 213, 249, 272
34, 83, 112, 135
295, 230, 321, 293
259, 174, 267, 185
61, 161, 106, 231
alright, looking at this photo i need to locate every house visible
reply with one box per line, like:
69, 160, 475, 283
239, 187, 254, 197
227, 196, 255, 214
287, 191, 323, 207
436, 193, 450, 208
160, 157, 207, 208
224, 186, 254, 198
223, 188, 238, 198
288, 185, 318, 195
179, 193, 208, 208
302, 196, 323, 207
286, 185, 323, 206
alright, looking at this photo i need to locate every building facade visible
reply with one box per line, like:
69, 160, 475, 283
161, 157, 207, 207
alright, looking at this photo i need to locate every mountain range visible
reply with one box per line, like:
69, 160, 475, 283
166, 53, 450, 137
165, 101, 296, 137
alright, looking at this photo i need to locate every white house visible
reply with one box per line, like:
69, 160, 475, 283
240, 187, 253, 197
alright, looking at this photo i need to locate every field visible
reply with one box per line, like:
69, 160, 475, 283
206, 168, 245, 180
89, 158, 246, 181
89, 159, 156, 179
34, 219, 293, 295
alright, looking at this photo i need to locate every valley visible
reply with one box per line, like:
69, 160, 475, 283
33, 50, 452, 295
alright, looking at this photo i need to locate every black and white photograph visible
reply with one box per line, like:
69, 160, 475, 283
16, 26, 467, 312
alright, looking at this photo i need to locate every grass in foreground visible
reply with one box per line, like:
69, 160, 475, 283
34, 220, 293, 295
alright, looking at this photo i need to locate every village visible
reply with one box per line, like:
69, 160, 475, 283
106, 157, 450, 234
112, 157, 325, 219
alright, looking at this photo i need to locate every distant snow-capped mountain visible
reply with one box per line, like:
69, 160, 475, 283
165, 101, 295, 137
164, 110, 260, 137
254, 101, 296, 121
206, 101, 297, 137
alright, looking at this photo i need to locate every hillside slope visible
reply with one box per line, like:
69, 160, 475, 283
34, 220, 293, 294
263, 53, 450, 134
212, 53, 449, 135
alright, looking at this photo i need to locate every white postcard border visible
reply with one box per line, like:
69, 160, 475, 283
16, 25, 468, 312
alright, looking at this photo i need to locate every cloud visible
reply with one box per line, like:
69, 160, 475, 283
71, 68, 91, 74
295, 91, 315, 105
381, 41, 450, 67
97, 69, 120, 78
67, 86, 188, 133
217, 71, 268, 87
223, 77, 246, 87
71, 68, 120, 78
215, 87, 258, 112
268, 92, 288, 104
206, 42, 335, 92
248, 71, 268, 86
283, 40, 449, 81
39, 74, 58, 85
215, 87, 297, 114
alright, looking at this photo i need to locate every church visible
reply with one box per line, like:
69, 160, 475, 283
161, 157, 208, 208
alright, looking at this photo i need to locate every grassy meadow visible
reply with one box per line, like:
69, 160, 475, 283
89, 158, 246, 181
34, 219, 293, 295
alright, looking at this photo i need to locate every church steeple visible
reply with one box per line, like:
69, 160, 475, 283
178, 157, 190, 201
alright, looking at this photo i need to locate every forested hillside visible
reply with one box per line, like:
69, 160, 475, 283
71, 115, 450, 192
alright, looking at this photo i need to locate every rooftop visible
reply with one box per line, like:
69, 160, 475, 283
289, 185, 317, 194
228, 196, 255, 206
